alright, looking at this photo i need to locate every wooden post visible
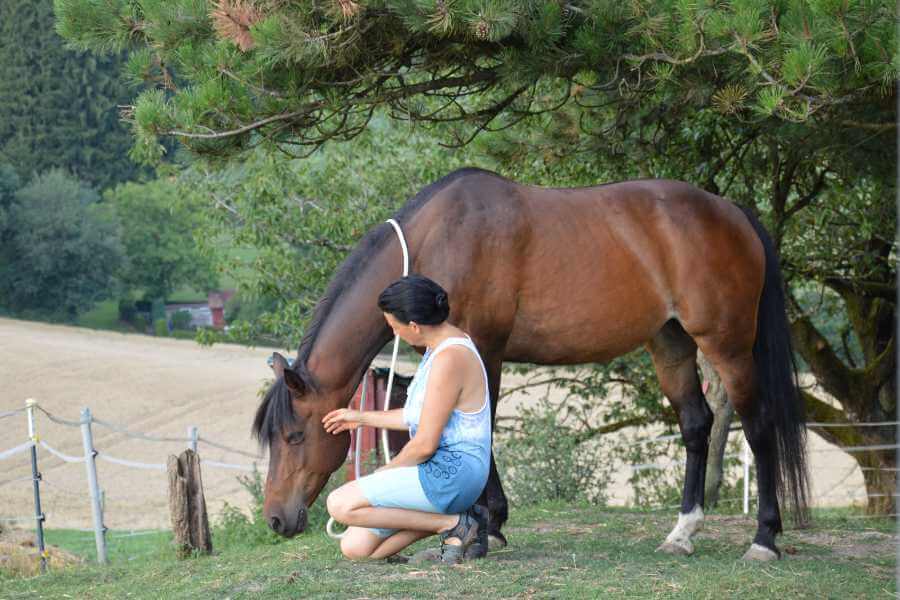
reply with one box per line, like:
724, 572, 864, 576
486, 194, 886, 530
167, 449, 212, 558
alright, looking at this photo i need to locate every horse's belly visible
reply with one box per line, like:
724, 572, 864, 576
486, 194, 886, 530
503, 296, 669, 365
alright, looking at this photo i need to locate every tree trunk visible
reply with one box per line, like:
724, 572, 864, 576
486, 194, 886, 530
167, 449, 212, 558
804, 391, 896, 514
698, 353, 734, 507
858, 450, 897, 514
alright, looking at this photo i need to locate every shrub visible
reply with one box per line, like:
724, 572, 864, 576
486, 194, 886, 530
217, 466, 282, 547
171, 309, 192, 330
117, 299, 136, 323
132, 313, 149, 333
153, 318, 169, 336
495, 397, 612, 506
216, 464, 345, 548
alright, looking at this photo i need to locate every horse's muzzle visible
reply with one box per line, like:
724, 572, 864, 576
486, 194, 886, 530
268, 505, 308, 538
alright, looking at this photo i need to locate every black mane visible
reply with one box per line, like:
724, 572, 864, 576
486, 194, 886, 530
251, 167, 495, 445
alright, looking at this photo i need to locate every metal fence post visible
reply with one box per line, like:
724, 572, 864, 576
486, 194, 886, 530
25, 399, 47, 573
742, 436, 751, 515
188, 426, 198, 453
80, 407, 108, 564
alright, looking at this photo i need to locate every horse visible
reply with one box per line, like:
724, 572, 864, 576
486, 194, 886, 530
253, 167, 809, 561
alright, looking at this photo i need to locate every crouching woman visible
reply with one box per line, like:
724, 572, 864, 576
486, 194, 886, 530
323, 275, 491, 564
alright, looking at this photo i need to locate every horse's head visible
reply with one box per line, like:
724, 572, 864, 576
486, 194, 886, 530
253, 352, 350, 538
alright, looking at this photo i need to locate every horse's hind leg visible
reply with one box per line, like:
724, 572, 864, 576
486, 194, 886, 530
647, 320, 713, 556
480, 357, 509, 550
698, 345, 782, 561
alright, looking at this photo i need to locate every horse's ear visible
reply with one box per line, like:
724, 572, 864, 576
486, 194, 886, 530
283, 368, 307, 396
269, 352, 289, 378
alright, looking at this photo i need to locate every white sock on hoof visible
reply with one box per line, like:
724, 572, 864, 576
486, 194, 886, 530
664, 505, 704, 547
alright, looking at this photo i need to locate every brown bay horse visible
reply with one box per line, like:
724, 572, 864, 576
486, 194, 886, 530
253, 168, 808, 561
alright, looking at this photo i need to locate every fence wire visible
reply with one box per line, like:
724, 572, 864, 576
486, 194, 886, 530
96, 453, 166, 471
34, 405, 82, 428
0, 441, 34, 461
0, 407, 27, 420
39, 441, 85, 463
197, 436, 263, 459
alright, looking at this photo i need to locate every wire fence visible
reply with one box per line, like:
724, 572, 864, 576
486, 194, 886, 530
1, 401, 896, 565
0, 400, 267, 565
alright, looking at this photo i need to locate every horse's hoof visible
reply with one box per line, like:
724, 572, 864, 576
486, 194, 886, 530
656, 540, 694, 556
741, 543, 780, 561
464, 542, 487, 560
487, 533, 507, 551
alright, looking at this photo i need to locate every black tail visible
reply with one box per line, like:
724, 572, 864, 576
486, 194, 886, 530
740, 207, 810, 525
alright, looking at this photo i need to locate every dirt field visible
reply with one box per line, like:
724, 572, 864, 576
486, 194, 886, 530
0, 318, 866, 530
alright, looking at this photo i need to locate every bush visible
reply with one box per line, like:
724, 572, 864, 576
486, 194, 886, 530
171, 309, 192, 330
153, 318, 169, 336
216, 464, 344, 547
217, 467, 282, 547
132, 313, 149, 333
495, 397, 612, 506
117, 299, 136, 323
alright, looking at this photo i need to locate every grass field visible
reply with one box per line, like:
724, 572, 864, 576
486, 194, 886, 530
1, 504, 895, 599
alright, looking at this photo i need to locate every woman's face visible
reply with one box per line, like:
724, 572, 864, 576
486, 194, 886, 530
383, 312, 422, 345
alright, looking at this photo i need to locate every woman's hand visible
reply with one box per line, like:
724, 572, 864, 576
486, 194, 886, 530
322, 408, 363, 434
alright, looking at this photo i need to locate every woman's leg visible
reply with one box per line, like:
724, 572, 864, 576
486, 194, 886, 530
370, 530, 433, 559
327, 480, 458, 535
339, 527, 433, 560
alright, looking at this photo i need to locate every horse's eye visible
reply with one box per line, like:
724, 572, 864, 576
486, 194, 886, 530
287, 431, 305, 445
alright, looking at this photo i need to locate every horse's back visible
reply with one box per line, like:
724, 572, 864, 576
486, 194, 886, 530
413, 172, 764, 363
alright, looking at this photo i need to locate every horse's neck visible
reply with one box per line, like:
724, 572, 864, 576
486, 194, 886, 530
304, 250, 399, 399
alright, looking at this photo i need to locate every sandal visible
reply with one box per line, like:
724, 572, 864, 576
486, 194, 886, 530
437, 505, 488, 565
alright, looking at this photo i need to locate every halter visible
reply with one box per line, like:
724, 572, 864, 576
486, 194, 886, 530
325, 218, 410, 539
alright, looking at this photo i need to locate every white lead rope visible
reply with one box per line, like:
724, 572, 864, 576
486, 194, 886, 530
326, 218, 410, 540
382, 218, 410, 462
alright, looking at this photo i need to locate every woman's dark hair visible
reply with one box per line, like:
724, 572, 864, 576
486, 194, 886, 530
378, 275, 449, 325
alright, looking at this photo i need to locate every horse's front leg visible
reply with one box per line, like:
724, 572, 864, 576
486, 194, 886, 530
648, 330, 713, 556
657, 382, 713, 555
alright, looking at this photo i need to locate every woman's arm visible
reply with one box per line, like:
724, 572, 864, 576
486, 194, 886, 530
359, 408, 407, 431
322, 407, 407, 434
377, 349, 463, 470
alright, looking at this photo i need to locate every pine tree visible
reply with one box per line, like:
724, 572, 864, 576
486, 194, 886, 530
53, 0, 894, 165
0, 0, 138, 189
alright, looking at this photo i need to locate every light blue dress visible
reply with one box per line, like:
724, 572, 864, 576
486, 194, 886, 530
355, 335, 492, 537
402, 336, 492, 514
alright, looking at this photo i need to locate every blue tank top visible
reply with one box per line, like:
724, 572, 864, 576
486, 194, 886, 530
402, 336, 492, 514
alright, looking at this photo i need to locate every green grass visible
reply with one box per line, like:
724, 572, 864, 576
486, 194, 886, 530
1, 504, 895, 599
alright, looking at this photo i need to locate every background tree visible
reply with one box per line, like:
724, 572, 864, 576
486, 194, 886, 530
0, 170, 124, 320
0, 0, 139, 189
109, 178, 218, 301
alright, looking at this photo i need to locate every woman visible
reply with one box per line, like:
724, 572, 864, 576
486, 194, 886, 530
323, 275, 491, 563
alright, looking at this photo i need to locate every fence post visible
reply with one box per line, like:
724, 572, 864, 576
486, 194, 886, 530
742, 436, 751, 515
80, 407, 108, 564
188, 426, 198, 453
25, 399, 47, 573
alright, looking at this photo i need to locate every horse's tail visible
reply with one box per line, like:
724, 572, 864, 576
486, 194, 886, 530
740, 207, 810, 526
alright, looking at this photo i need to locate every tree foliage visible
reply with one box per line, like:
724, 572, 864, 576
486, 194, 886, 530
108, 178, 218, 300
183, 115, 478, 345
0, 0, 140, 189
0, 170, 124, 319
54, 0, 894, 164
